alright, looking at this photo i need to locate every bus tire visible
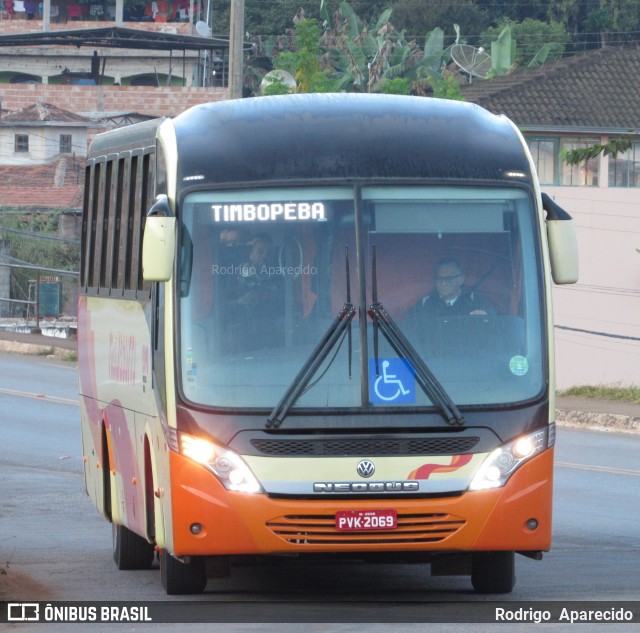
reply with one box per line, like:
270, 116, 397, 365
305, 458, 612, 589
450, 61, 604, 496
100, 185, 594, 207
160, 549, 207, 595
112, 523, 155, 570
471, 551, 515, 594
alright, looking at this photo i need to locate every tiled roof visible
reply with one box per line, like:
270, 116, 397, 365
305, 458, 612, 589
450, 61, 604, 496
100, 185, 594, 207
461, 46, 640, 131
0, 156, 84, 209
0, 102, 94, 124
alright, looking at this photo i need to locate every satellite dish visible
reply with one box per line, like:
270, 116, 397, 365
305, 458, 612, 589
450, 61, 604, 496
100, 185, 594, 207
195, 21, 212, 37
451, 44, 492, 79
260, 70, 296, 95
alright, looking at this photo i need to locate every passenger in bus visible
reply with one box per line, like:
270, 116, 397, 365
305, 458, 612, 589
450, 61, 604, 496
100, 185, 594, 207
218, 228, 251, 270
415, 257, 495, 318
219, 228, 249, 249
232, 234, 276, 307
224, 234, 282, 351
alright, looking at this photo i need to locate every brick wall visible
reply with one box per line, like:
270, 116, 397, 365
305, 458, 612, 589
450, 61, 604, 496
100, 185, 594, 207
0, 19, 193, 35
0, 84, 228, 117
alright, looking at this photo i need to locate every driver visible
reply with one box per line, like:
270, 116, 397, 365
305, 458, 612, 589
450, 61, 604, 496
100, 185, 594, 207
417, 257, 495, 317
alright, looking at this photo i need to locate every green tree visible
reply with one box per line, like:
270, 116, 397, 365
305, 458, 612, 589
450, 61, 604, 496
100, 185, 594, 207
391, 0, 491, 47
253, 2, 464, 98
560, 136, 635, 165
474, 0, 552, 24
0, 211, 79, 316
211, 1, 320, 37
324, 3, 454, 94
547, 0, 640, 49
269, 18, 335, 93
379, 77, 412, 95
0, 212, 79, 272
482, 18, 569, 67
583, 0, 640, 47
422, 70, 464, 100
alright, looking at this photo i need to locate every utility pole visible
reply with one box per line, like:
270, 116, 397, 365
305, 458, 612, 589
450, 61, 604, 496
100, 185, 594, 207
228, 0, 245, 99
228, 0, 244, 99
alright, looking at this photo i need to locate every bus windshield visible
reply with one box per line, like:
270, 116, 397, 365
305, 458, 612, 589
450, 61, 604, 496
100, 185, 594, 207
179, 186, 544, 410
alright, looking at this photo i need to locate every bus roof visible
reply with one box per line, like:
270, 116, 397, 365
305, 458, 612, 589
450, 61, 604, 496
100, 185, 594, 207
172, 93, 532, 187
88, 117, 164, 159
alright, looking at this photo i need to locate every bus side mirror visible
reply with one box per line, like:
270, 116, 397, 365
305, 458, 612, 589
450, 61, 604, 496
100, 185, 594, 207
541, 193, 579, 285
142, 195, 176, 282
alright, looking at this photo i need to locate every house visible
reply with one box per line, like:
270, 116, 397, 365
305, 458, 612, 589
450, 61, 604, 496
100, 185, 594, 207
462, 46, 640, 187
462, 46, 640, 389
0, 5, 232, 322
0, 102, 94, 212
0, 101, 93, 211
0, 101, 96, 165
0, 102, 93, 317
0, 13, 230, 117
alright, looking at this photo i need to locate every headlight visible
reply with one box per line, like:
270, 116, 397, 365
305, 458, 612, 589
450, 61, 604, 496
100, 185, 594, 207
468, 427, 550, 491
180, 434, 263, 494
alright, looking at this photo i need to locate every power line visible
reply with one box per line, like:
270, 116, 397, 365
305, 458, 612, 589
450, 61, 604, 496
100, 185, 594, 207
555, 328, 640, 354
0, 225, 80, 244
0, 257, 79, 276
554, 312, 640, 330
555, 324, 640, 342
556, 283, 640, 298
573, 223, 640, 235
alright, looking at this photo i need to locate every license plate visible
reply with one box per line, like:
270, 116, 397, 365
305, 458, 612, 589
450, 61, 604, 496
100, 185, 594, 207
335, 509, 397, 532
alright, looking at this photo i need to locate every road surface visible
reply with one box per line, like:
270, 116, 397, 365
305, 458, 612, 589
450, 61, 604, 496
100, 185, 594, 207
1, 352, 639, 631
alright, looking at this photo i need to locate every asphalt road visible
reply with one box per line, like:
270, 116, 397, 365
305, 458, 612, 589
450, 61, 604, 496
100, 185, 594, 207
1, 352, 639, 632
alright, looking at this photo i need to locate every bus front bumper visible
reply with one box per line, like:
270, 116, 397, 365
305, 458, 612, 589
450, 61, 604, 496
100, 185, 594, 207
168, 448, 553, 557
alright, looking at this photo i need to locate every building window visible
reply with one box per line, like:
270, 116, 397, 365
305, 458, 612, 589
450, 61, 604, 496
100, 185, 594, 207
60, 134, 72, 154
609, 142, 640, 187
560, 137, 599, 186
528, 137, 558, 185
526, 136, 599, 186
14, 134, 29, 152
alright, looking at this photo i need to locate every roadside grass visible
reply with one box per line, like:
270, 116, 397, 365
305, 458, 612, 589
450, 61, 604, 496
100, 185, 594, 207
33, 347, 77, 362
558, 385, 640, 404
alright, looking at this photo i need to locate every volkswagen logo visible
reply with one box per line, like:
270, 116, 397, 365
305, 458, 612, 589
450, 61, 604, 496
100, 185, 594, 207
356, 460, 375, 478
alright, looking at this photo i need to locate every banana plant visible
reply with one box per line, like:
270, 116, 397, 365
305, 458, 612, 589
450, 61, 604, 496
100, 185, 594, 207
255, 2, 460, 96
489, 26, 517, 76
326, 2, 455, 94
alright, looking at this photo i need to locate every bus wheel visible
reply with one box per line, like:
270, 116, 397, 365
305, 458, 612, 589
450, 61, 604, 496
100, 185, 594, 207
159, 549, 207, 595
471, 551, 515, 594
112, 523, 155, 570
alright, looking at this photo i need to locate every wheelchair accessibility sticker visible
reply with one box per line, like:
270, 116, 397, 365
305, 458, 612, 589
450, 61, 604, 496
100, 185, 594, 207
369, 358, 416, 405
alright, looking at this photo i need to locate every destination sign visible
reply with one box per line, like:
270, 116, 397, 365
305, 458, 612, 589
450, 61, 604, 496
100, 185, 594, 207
211, 202, 326, 223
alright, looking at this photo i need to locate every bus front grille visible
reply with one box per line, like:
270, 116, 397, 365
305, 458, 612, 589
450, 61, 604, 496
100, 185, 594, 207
266, 513, 466, 545
251, 437, 479, 456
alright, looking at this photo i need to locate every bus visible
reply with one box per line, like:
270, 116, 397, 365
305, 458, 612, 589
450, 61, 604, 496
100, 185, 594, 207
78, 93, 578, 595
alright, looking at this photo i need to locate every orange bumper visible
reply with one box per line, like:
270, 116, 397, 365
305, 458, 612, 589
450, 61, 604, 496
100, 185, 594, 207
169, 447, 553, 556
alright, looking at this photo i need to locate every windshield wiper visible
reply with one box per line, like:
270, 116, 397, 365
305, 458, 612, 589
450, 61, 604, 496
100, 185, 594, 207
369, 247, 464, 426
266, 247, 355, 430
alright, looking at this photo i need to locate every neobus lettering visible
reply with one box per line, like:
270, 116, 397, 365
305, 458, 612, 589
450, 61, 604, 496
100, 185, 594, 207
211, 202, 325, 222
314, 481, 420, 493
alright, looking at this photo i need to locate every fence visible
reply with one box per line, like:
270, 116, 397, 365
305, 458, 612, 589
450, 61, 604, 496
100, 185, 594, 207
0, 262, 78, 331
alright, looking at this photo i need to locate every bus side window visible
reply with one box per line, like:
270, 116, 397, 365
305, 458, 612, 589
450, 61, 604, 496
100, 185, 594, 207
138, 151, 155, 296
114, 155, 131, 294
81, 161, 100, 292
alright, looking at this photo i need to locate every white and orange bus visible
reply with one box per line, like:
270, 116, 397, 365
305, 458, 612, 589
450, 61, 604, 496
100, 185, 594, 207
78, 94, 578, 595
